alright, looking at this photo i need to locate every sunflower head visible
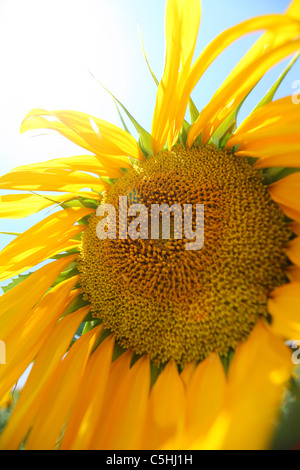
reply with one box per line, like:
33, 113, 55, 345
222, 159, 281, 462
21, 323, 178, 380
0, 0, 300, 451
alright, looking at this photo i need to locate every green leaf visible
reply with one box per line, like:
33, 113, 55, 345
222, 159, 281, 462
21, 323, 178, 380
138, 25, 159, 87
188, 97, 200, 124
51, 263, 79, 287
62, 293, 89, 318
89, 72, 153, 158
1, 273, 32, 294
209, 103, 242, 149
253, 53, 299, 113
178, 119, 191, 146
263, 167, 300, 185
0, 232, 21, 236
272, 367, 300, 450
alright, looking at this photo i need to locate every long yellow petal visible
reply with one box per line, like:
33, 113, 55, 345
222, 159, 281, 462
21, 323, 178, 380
222, 321, 293, 450
286, 265, 300, 282
21, 108, 144, 163
0, 276, 80, 401
61, 334, 115, 450
14, 154, 126, 176
0, 207, 93, 282
286, 237, 300, 267
268, 173, 300, 222
0, 193, 78, 219
0, 167, 107, 194
225, 97, 300, 168
142, 361, 185, 450
269, 282, 300, 338
0, 255, 77, 338
25, 326, 102, 450
88, 349, 133, 449
94, 355, 150, 450
0, 306, 89, 450
187, 38, 300, 146
187, 0, 300, 146
185, 353, 226, 442
179, 15, 300, 144
151, 0, 201, 154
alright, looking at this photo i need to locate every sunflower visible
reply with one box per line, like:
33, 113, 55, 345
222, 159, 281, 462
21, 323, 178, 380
0, 0, 300, 451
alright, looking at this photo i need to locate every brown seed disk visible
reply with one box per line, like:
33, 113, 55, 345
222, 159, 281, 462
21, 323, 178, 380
79, 144, 291, 366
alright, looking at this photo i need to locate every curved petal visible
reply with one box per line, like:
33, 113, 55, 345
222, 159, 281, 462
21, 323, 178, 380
151, 0, 201, 154
0, 193, 77, 219
222, 320, 293, 450
21, 108, 144, 164
25, 326, 102, 450
187, 38, 300, 146
268, 282, 300, 338
0, 207, 93, 282
0, 306, 89, 450
0, 276, 81, 402
14, 154, 128, 175
61, 334, 115, 450
0, 255, 78, 338
226, 97, 300, 168
0, 167, 107, 194
141, 361, 185, 450
268, 173, 300, 222
93, 355, 150, 450
179, 15, 300, 144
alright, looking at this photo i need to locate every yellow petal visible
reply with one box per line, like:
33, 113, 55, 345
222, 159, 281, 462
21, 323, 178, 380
0, 207, 93, 282
21, 108, 144, 163
286, 265, 300, 282
0, 306, 89, 450
0, 276, 80, 401
14, 154, 126, 176
151, 0, 201, 154
0, 193, 78, 219
94, 355, 150, 450
225, 97, 300, 168
268, 282, 300, 338
0, 167, 107, 194
25, 326, 102, 450
88, 349, 133, 449
187, 38, 300, 146
268, 173, 300, 222
185, 353, 226, 441
222, 321, 293, 450
61, 334, 115, 450
180, 15, 300, 146
0, 255, 77, 338
286, 237, 300, 266
142, 361, 185, 450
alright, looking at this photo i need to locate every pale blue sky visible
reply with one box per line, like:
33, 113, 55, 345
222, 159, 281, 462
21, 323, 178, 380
0, 0, 299, 272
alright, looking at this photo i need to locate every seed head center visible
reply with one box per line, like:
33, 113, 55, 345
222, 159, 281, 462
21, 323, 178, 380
79, 144, 290, 366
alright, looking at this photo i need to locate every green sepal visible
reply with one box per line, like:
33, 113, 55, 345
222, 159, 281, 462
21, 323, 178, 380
253, 54, 299, 113
0, 232, 21, 236
178, 119, 191, 146
272, 366, 300, 450
263, 167, 300, 185
219, 349, 234, 376
188, 97, 200, 124
90, 73, 153, 158
51, 263, 79, 287
138, 26, 159, 87
209, 104, 242, 149
49, 249, 80, 260
62, 293, 90, 318
1, 272, 32, 294
61, 198, 99, 210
